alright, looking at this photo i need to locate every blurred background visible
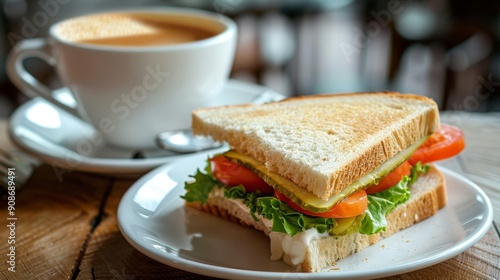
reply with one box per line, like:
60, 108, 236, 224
1, 0, 500, 119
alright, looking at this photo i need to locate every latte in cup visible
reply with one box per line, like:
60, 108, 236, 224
7, 8, 237, 148
55, 13, 224, 47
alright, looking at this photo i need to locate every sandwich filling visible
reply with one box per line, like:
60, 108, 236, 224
220, 134, 428, 212
183, 151, 430, 236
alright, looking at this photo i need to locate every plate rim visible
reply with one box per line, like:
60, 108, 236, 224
117, 157, 494, 280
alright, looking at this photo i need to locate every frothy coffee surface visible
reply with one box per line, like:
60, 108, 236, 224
56, 13, 221, 47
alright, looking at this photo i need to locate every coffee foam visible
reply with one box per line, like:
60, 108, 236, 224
56, 14, 159, 42
55, 13, 221, 46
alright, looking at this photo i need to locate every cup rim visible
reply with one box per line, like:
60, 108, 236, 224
49, 7, 237, 52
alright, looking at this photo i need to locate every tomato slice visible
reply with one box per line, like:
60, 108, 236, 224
210, 155, 274, 195
366, 161, 411, 194
274, 189, 368, 219
409, 124, 465, 165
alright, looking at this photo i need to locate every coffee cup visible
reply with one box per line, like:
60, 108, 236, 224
7, 8, 237, 149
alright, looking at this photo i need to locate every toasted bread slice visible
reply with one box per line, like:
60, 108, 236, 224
187, 166, 446, 272
192, 92, 439, 200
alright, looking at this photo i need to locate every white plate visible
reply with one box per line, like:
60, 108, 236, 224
117, 153, 493, 279
8, 80, 284, 175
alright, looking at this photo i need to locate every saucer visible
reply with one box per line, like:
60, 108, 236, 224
8, 80, 285, 175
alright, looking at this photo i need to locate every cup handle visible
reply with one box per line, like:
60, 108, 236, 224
7, 38, 80, 118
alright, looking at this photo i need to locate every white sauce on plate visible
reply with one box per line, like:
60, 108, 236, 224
270, 229, 328, 265
212, 189, 328, 265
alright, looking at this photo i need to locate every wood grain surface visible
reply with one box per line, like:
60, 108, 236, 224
0, 165, 110, 279
0, 113, 499, 280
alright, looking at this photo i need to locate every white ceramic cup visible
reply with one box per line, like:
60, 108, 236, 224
7, 8, 237, 149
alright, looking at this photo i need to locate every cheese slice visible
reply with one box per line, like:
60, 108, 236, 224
223, 136, 427, 212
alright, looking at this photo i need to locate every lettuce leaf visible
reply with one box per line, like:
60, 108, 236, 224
180, 157, 219, 204
256, 197, 335, 236
225, 185, 335, 236
180, 168, 217, 204
359, 162, 430, 234
225, 185, 261, 221
224, 184, 246, 199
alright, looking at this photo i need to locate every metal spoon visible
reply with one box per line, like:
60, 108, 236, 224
156, 129, 223, 154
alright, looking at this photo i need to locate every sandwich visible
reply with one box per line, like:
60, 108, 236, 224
181, 92, 465, 272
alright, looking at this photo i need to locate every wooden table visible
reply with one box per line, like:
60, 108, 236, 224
0, 112, 499, 280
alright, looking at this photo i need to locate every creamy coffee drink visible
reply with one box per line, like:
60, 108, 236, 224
55, 13, 223, 47
9, 8, 237, 148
